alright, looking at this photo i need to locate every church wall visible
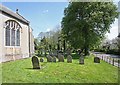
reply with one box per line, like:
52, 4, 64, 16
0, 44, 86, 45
0, 13, 4, 63
0, 12, 30, 62
20, 23, 29, 58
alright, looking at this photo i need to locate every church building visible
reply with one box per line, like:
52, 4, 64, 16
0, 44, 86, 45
0, 4, 34, 62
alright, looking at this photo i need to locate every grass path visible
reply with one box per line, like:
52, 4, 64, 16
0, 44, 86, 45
2, 55, 118, 83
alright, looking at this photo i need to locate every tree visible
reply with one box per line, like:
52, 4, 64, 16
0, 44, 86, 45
34, 38, 39, 50
61, 2, 119, 55
41, 36, 49, 57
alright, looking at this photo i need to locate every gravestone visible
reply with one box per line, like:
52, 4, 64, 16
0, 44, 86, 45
49, 51, 53, 56
58, 54, 64, 62
32, 56, 40, 69
46, 55, 53, 62
67, 55, 72, 63
94, 57, 100, 63
53, 50, 58, 57
79, 55, 84, 64
66, 48, 71, 55
40, 58, 44, 62
53, 56, 57, 62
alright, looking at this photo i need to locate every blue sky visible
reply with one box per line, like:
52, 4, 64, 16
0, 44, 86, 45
2, 1, 120, 40
2, 2, 68, 37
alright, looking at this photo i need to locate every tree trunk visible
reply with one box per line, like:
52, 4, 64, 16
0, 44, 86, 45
84, 45, 89, 56
84, 27, 89, 56
63, 40, 66, 53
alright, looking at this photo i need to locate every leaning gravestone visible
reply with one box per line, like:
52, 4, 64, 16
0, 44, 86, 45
40, 58, 44, 62
47, 55, 53, 62
53, 56, 57, 62
67, 55, 72, 63
58, 54, 64, 62
79, 55, 84, 64
94, 57, 100, 63
46, 55, 50, 62
32, 56, 40, 69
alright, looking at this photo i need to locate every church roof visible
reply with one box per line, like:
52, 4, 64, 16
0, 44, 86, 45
0, 4, 29, 25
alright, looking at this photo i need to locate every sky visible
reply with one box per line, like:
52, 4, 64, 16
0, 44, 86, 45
1, 1, 120, 40
2, 2, 68, 38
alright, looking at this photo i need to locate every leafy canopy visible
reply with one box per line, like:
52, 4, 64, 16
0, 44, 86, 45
61, 2, 119, 52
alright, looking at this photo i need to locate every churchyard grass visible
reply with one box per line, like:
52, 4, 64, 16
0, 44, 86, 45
2, 54, 118, 83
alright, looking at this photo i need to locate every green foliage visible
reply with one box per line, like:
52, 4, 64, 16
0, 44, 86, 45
34, 38, 40, 50
94, 37, 120, 55
2, 55, 118, 83
61, 2, 119, 55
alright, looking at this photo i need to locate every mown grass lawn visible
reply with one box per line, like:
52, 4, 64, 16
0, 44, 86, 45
2, 54, 118, 83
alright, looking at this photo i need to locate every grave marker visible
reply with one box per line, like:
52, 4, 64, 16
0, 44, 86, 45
32, 56, 40, 69
94, 57, 100, 63
40, 58, 44, 62
58, 54, 64, 62
67, 55, 72, 63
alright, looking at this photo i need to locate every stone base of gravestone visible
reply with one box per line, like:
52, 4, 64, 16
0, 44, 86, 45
67, 55, 72, 63
32, 56, 40, 69
53, 56, 57, 62
94, 57, 100, 63
47, 55, 53, 62
58, 54, 64, 62
79, 57, 84, 64
40, 58, 44, 62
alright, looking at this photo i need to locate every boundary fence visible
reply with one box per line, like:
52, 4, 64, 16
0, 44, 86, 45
93, 53, 120, 68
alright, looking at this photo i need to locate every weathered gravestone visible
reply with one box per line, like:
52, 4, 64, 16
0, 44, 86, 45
94, 57, 100, 63
79, 55, 84, 64
40, 58, 44, 62
46, 55, 53, 62
58, 54, 64, 62
66, 48, 71, 55
53, 56, 57, 62
67, 55, 72, 63
32, 56, 40, 69
49, 51, 53, 56
53, 50, 58, 56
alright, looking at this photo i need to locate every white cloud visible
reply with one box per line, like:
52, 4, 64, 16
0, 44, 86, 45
43, 10, 48, 13
46, 28, 50, 32
106, 19, 118, 40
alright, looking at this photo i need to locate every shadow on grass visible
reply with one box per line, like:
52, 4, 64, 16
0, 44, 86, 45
2, 83, 119, 85
25, 68, 40, 70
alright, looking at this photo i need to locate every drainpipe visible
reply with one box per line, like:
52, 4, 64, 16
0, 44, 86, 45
28, 24, 31, 57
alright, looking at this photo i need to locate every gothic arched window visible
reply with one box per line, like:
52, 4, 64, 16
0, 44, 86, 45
5, 26, 10, 46
5, 20, 22, 46
16, 29, 20, 46
11, 28, 15, 46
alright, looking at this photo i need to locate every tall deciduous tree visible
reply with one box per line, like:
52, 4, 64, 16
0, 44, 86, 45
61, 2, 118, 55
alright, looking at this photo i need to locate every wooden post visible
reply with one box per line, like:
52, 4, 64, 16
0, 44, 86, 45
118, 60, 120, 68
102, 56, 103, 60
105, 56, 107, 62
109, 57, 111, 64
112, 58, 114, 66
110, 57, 111, 64
107, 56, 109, 63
